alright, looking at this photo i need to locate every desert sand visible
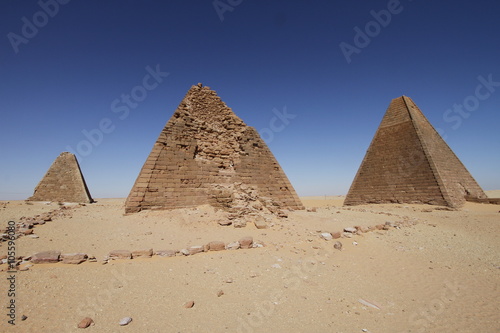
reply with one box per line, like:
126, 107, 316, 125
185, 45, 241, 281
1, 194, 499, 332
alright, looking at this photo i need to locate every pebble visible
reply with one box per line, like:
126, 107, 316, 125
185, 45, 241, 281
334, 241, 343, 251
184, 300, 195, 308
77, 317, 94, 328
344, 227, 357, 233
119, 317, 132, 326
320, 232, 333, 241
217, 290, 224, 297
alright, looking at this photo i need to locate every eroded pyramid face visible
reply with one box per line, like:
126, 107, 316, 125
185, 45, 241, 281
345, 96, 485, 207
125, 84, 303, 214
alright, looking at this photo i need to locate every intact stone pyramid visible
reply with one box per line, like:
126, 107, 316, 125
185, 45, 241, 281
28, 152, 93, 203
345, 96, 486, 208
125, 83, 304, 214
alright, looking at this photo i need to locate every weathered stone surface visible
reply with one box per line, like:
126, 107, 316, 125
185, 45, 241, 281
131, 249, 153, 258
78, 317, 94, 329
60, 253, 87, 265
320, 232, 333, 241
207, 241, 226, 251
253, 216, 268, 229
239, 236, 253, 249
124, 84, 304, 214
188, 246, 204, 255
218, 220, 232, 226
31, 251, 61, 264
345, 96, 486, 208
226, 242, 240, 250
233, 219, 247, 228
344, 227, 357, 233
331, 231, 342, 239
28, 152, 93, 203
108, 250, 132, 260
155, 249, 177, 257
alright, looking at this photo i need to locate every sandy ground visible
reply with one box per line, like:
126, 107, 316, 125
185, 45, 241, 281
0, 195, 499, 333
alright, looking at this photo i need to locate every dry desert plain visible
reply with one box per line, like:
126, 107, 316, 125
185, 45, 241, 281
0, 192, 499, 333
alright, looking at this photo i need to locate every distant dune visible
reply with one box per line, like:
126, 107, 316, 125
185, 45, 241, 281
485, 190, 500, 198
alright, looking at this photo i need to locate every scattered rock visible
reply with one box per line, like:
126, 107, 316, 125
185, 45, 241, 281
253, 216, 268, 229
179, 249, 190, 256
344, 227, 357, 233
155, 250, 177, 257
233, 219, 247, 228
277, 210, 288, 218
375, 224, 384, 230
31, 251, 61, 264
188, 246, 204, 255
239, 236, 253, 249
60, 253, 88, 265
119, 317, 132, 326
78, 317, 94, 329
307, 207, 317, 212
334, 241, 343, 250
342, 232, 353, 238
20, 228, 33, 235
131, 249, 153, 259
207, 241, 226, 251
21, 315, 27, 321
226, 242, 240, 250
331, 231, 341, 239
320, 232, 333, 241
218, 220, 232, 226
184, 300, 195, 308
217, 290, 224, 297
108, 250, 132, 260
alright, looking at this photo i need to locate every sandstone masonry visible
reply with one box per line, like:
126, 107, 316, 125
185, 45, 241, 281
28, 152, 93, 203
125, 84, 304, 214
345, 96, 486, 208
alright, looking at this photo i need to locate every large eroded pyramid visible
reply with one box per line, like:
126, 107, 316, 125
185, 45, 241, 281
125, 83, 304, 214
344, 96, 486, 208
28, 152, 93, 203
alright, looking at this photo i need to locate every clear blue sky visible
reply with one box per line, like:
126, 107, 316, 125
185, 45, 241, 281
1, 0, 499, 200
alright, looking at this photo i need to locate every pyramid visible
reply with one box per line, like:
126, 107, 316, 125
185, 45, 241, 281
28, 152, 93, 203
125, 83, 304, 214
344, 96, 486, 208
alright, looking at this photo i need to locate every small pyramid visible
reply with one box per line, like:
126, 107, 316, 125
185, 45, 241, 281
345, 96, 486, 208
28, 152, 93, 203
125, 83, 304, 213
